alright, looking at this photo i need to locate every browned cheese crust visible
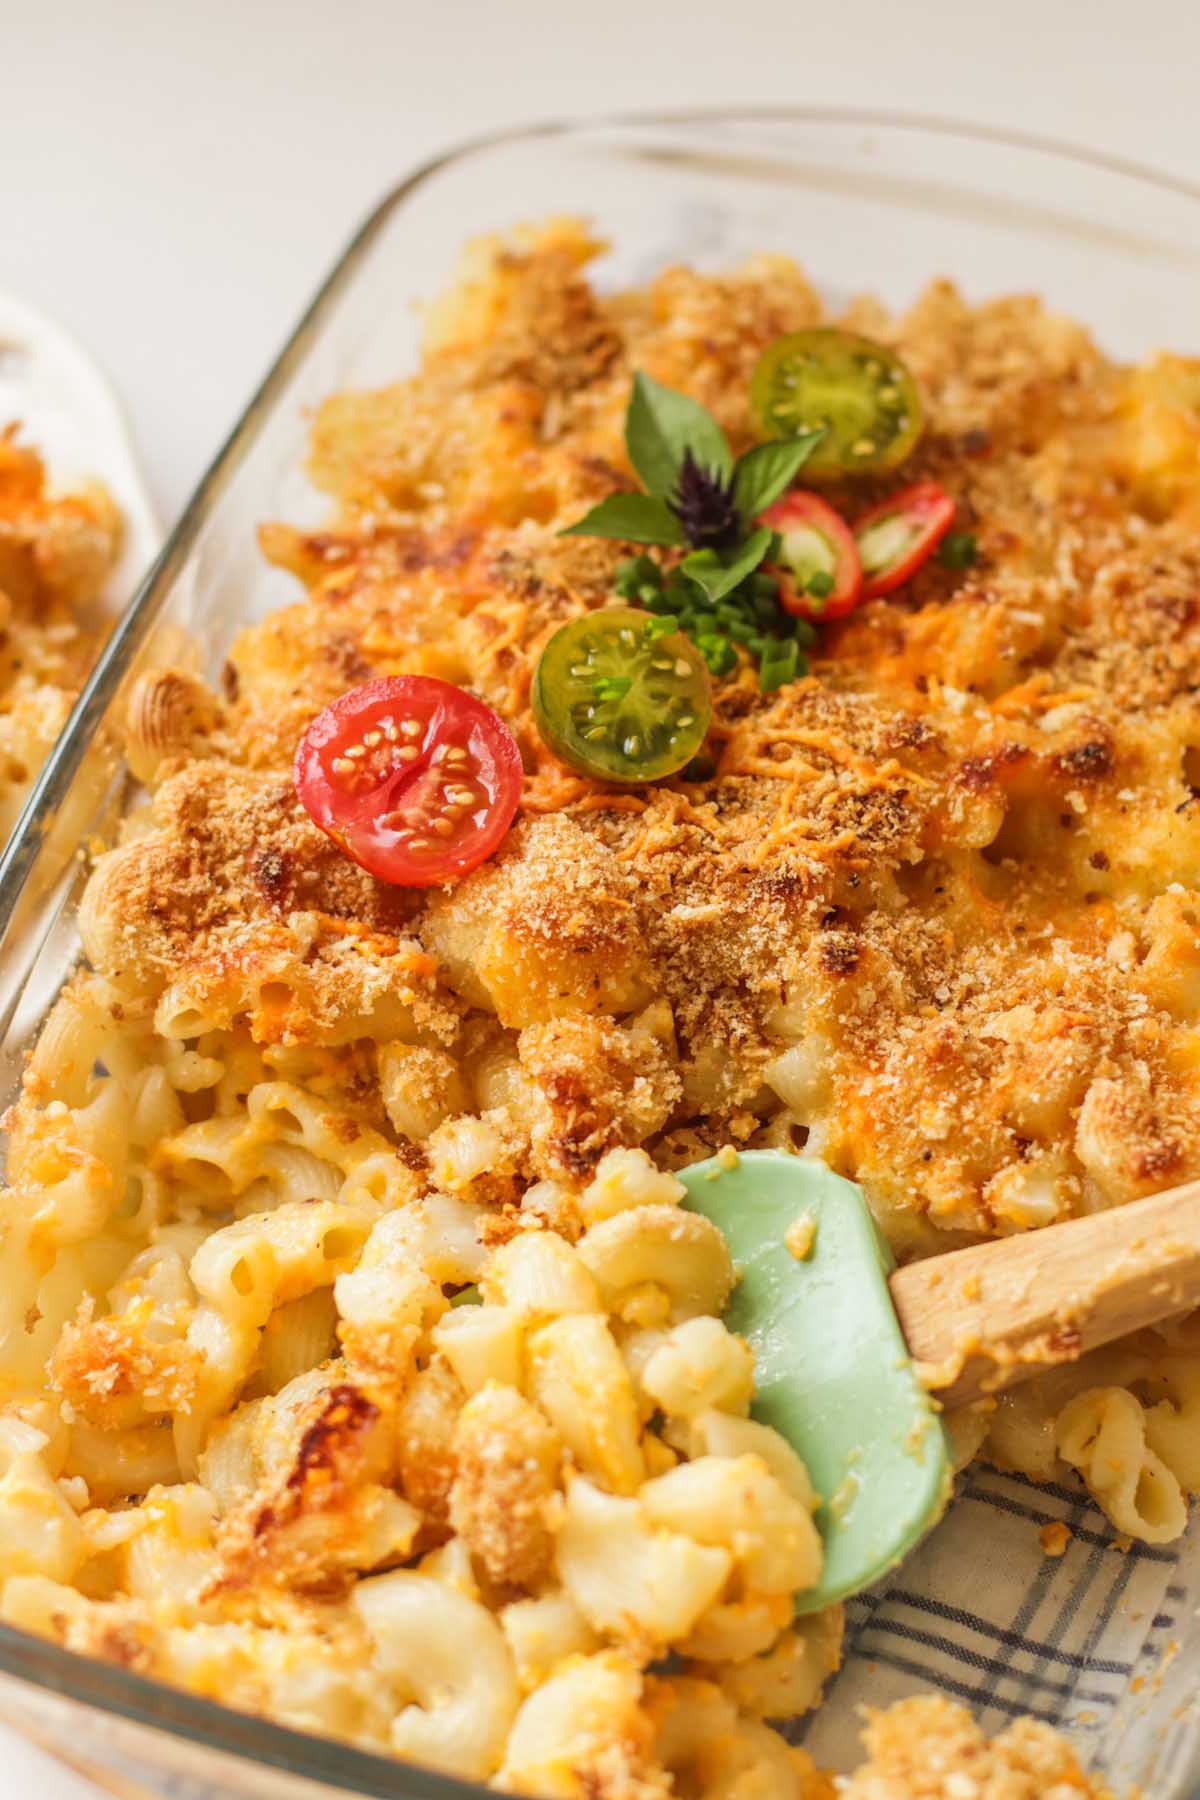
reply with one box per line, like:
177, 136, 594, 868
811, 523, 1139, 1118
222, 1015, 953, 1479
93, 221, 1200, 1256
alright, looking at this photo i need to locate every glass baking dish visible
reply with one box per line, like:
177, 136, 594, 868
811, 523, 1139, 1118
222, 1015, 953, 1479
2, 110, 1200, 1800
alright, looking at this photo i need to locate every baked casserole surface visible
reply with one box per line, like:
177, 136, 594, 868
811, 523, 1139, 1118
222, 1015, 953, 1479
6, 220, 1199, 1795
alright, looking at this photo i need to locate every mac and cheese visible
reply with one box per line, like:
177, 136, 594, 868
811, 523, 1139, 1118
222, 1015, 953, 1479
1, 221, 1188, 1796
0, 426, 120, 840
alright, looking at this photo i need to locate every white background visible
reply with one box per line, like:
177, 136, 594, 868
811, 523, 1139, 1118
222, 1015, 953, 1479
3, 0, 1200, 519
2, 0, 1200, 1793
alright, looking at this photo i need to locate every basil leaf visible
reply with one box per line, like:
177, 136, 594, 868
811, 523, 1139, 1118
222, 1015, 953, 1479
731, 431, 826, 521
626, 372, 733, 496
560, 493, 685, 546
680, 527, 774, 605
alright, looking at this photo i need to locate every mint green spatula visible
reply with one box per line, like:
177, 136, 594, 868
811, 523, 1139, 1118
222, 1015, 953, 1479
678, 1148, 1200, 1610
679, 1151, 950, 1612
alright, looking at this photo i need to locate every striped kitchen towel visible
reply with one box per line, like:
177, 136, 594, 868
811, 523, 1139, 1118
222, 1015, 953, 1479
798, 1461, 1199, 1792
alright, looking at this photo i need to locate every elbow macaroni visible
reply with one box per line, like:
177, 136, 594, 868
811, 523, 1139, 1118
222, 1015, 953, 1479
976, 1334, 1200, 1543
1, 227, 1191, 1797
0, 976, 833, 1787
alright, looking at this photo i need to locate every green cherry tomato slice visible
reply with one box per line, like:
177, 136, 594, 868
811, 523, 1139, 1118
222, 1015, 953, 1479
532, 607, 712, 785
751, 328, 924, 480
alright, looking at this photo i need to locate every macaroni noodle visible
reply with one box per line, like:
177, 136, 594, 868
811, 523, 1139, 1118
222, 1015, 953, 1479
0, 222, 1184, 1796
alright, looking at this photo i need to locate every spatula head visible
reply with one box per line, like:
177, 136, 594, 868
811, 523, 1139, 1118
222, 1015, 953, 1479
678, 1150, 952, 1612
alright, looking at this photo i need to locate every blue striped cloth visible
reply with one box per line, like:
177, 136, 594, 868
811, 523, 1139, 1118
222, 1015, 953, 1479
797, 1463, 1197, 1789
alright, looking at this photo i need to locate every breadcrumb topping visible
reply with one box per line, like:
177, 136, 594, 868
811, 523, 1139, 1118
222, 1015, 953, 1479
22, 219, 1192, 1795
839, 1695, 1110, 1799
95, 220, 1200, 1249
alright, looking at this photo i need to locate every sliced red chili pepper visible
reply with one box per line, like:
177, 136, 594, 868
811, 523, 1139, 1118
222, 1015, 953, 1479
759, 490, 863, 623
294, 675, 523, 887
854, 481, 957, 599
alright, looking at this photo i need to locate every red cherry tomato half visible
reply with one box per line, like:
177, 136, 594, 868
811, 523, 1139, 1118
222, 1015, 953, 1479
854, 481, 957, 599
758, 490, 863, 622
294, 676, 523, 888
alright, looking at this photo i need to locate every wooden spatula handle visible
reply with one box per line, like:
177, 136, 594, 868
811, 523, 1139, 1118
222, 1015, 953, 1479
889, 1177, 1200, 1408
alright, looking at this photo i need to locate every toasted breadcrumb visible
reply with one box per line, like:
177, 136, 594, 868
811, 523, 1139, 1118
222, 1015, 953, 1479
392, 1357, 465, 1533
839, 1695, 1110, 1799
450, 1381, 562, 1589
1039, 1520, 1073, 1557
51, 1299, 198, 1428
